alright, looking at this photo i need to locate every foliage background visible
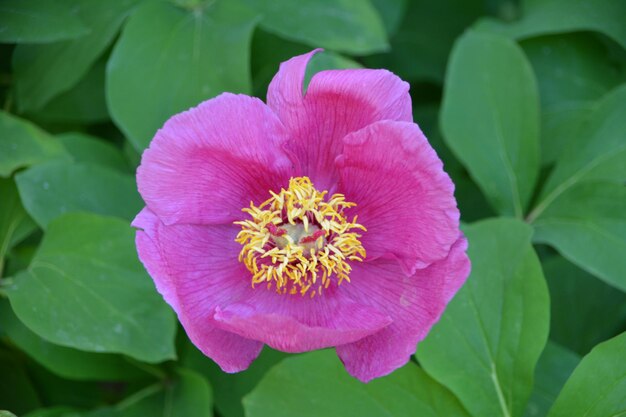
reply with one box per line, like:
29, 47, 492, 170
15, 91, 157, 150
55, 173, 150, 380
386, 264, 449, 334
1, 0, 625, 416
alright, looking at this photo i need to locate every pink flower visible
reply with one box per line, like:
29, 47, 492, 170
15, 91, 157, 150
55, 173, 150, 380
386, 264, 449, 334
132, 50, 470, 382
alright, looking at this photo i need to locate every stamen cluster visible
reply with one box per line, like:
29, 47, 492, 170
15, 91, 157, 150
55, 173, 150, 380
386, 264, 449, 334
235, 177, 366, 297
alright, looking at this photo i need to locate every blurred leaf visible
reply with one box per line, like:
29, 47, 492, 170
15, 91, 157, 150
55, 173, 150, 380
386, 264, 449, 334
0, 349, 41, 415
441, 31, 540, 217
114, 369, 212, 417
477, 0, 626, 49
524, 342, 580, 417
181, 341, 286, 417
416, 218, 550, 417
0, 0, 88, 43
15, 161, 142, 228
530, 85, 626, 214
0, 111, 68, 178
244, 350, 469, 417
107, 0, 258, 151
547, 332, 626, 416
58, 133, 129, 173
522, 33, 626, 165
12, 0, 140, 112
28, 59, 109, 125
369, 0, 407, 36
0, 411, 17, 417
0, 300, 146, 381
242, 0, 387, 55
6, 212, 176, 362
365, 0, 484, 83
22, 407, 76, 417
532, 181, 626, 291
0, 178, 34, 277
543, 257, 626, 354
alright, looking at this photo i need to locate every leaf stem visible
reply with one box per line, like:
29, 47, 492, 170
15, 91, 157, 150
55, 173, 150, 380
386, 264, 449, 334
115, 382, 163, 411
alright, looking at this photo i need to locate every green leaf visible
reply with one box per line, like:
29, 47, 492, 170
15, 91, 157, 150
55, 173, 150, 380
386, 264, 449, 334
441, 31, 540, 217
21, 406, 75, 417
521, 34, 625, 165
28, 58, 109, 125
0, 350, 41, 415
365, 0, 484, 83
543, 256, 626, 354
524, 342, 580, 417
0, 111, 68, 178
0, 411, 18, 417
547, 332, 626, 416
529, 85, 626, 221
303, 50, 363, 89
107, 0, 258, 151
369, 0, 407, 36
532, 181, 626, 291
6, 212, 176, 363
244, 350, 470, 417
114, 369, 212, 417
0, 300, 146, 381
181, 341, 286, 417
0, 0, 88, 43
15, 161, 142, 228
416, 218, 550, 417
12, 0, 140, 112
242, 0, 388, 55
0, 178, 34, 277
477, 0, 626, 49
58, 133, 130, 173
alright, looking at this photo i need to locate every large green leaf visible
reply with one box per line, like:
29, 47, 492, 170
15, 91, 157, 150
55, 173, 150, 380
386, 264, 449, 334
57, 133, 130, 173
107, 0, 258, 151
543, 256, 626, 354
524, 342, 580, 417
0, 178, 34, 277
416, 218, 550, 417
0, 111, 68, 178
244, 350, 470, 417
532, 181, 626, 291
441, 31, 540, 217
6, 212, 176, 363
28, 58, 109, 125
12, 0, 140, 112
529, 85, 626, 220
0, 0, 88, 43
547, 332, 626, 416
242, 0, 387, 55
0, 300, 146, 381
15, 161, 142, 228
181, 341, 286, 417
114, 369, 212, 417
521, 34, 626, 165
477, 0, 626, 49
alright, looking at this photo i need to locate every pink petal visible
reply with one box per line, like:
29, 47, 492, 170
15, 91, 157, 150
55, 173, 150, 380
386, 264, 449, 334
336, 120, 460, 275
137, 93, 293, 226
133, 208, 391, 366
267, 51, 412, 190
133, 208, 263, 372
336, 236, 470, 382
213, 293, 391, 353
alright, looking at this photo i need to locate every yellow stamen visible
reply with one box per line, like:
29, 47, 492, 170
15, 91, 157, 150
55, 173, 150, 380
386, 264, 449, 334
234, 176, 366, 297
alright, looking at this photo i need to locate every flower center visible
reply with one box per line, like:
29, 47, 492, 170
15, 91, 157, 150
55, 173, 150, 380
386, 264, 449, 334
235, 177, 366, 297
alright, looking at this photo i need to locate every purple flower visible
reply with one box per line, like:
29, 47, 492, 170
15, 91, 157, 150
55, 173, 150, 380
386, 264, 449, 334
133, 50, 470, 382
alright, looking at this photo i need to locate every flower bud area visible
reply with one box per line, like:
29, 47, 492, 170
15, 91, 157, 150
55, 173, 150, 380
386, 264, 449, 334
235, 177, 366, 297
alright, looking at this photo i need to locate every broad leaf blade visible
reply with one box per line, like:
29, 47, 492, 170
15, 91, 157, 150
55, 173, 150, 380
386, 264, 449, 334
244, 350, 470, 417
441, 31, 540, 217
15, 161, 142, 228
547, 332, 626, 417
6, 212, 176, 363
107, 1, 258, 151
416, 218, 550, 417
